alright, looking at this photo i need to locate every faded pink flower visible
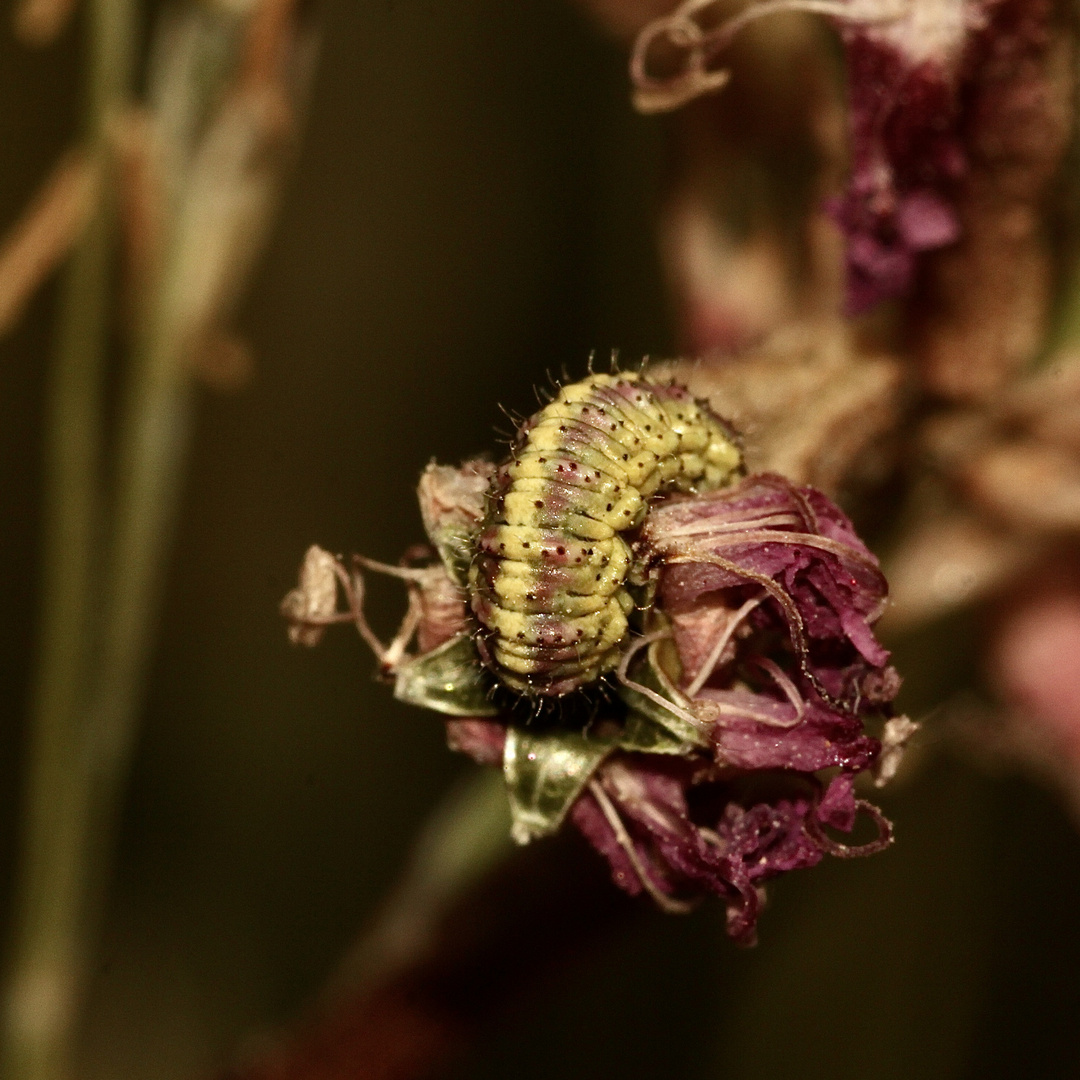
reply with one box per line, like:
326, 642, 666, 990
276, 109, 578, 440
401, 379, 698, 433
284, 460, 908, 945
630, 0, 1064, 314
561, 473, 900, 940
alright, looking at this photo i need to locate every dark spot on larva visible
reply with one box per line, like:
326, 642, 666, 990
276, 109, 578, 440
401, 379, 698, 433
606, 503, 613, 511
576, 629, 584, 637
645, 424, 651, 431
525, 592, 536, 601
623, 509, 631, 516
622, 453, 629, 460
601, 557, 609, 566
517, 631, 525, 639
570, 462, 578, 470
499, 542, 506, 550
556, 546, 565, 555
534, 500, 543, 508
595, 574, 602, 581
559, 425, 567, 432
522, 542, 530, 548
538, 457, 546, 463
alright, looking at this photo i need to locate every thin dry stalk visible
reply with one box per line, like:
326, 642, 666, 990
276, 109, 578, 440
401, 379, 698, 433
2, 0, 138, 1075
14, 0, 79, 45
0, 152, 101, 337
110, 107, 167, 329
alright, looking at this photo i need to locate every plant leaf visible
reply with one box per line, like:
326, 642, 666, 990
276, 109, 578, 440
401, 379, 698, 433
394, 635, 498, 717
616, 650, 711, 750
615, 710, 694, 755
503, 726, 613, 843
428, 519, 476, 587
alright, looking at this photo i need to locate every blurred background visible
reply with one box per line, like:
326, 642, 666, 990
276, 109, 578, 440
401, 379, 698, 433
2, 1, 1080, 1078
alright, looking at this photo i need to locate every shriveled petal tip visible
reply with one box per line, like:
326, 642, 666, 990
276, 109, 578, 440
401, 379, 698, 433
418, 459, 493, 538
281, 545, 338, 646
415, 566, 469, 653
875, 715, 920, 785
419, 459, 495, 585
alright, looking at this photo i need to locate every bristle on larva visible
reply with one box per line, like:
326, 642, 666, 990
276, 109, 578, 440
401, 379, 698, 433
468, 371, 742, 697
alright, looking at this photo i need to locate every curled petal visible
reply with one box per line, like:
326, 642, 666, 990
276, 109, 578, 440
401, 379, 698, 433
699, 689, 881, 772
805, 775, 895, 857
641, 473, 894, 708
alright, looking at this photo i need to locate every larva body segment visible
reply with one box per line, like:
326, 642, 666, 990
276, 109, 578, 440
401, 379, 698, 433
469, 372, 742, 697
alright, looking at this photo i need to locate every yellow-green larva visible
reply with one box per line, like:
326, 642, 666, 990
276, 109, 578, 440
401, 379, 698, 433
469, 371, 743, 697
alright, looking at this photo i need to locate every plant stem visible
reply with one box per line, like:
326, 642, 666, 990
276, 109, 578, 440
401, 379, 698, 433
78, 245, 197, 893
333, 769, 514, 996
1, 2, 136, 1077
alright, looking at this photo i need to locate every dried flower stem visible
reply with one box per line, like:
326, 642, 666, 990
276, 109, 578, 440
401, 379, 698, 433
217, 777, 635, 1080
1, 1, 137, 1078
0, 152, 101, 336
332, 770, 514, 996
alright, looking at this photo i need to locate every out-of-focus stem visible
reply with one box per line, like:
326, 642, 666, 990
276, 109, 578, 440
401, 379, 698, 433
1, 0, 137, 1078
78, 240, 196, 880
217, 771, 633, 1080
1047, 259, 1080, 360
333, 769, 514, 997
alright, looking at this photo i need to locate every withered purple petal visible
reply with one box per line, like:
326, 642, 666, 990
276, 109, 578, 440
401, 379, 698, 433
573, 755, 882, 946
642, 474, 894, 707
831, 33, 967, 312
816, 773, 857, 832
698, 690, 880, 773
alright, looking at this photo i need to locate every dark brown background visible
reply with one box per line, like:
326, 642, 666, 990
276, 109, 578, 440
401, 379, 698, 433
2, 2, 1080, 1077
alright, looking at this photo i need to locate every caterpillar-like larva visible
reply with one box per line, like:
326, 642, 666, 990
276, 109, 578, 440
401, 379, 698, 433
469, 371, 743, 697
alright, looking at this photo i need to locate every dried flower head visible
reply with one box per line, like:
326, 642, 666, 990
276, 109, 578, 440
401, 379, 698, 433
283, 372, 910, 942
628, 0, 1068, 315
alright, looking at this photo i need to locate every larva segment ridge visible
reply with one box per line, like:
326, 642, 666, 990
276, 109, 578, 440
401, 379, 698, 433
469, 371, 742, 697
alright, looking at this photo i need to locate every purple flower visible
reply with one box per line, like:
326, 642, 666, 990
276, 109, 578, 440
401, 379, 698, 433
629, 0, 1065, 314
284, 466, 909, 943
562, 473, 901, 940
828, 4, 972, 312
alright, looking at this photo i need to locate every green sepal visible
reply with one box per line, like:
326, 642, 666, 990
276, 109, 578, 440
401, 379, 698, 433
394, 635, 499, 717
503, 726, 614, 844
614, 710, 694, 755
615, 644, 711, 751
425, 515, 477, 587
